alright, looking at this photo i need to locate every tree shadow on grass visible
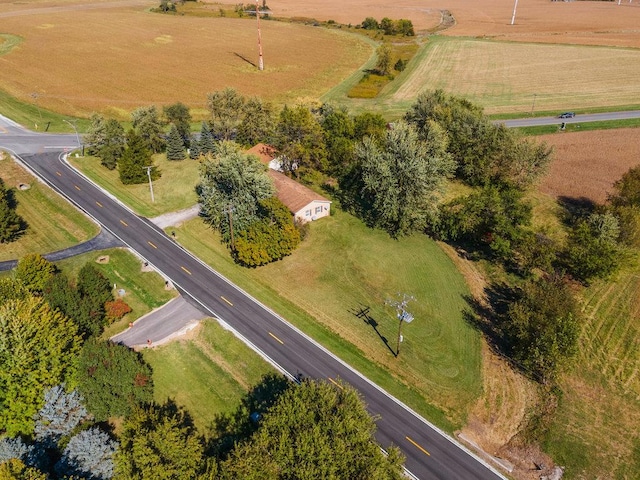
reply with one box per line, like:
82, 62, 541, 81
350, 304, 397, 357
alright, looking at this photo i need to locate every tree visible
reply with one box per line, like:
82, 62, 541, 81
85, 114, 108, 156
198, 142, 275, 245
564, 212, 623, 283
0, 296, 81, 436
396, 19, 414, 36
354, 121, 455, 237
163, 102, 191, 147
376, 43, 392, 76
33, 385, 89, 448
610, 164, 640, 207
198, 121, 215, 156
503, 275, 580, 383
206, 87, 245, 140
55, 428, 117, 480
609, 165, 640, 247
353, 111, 387, 141
236, 96, 276, 147
0, 438, 38, 467
115, 402, 204, 480
219, 380, 404, 479
234, 197, 301, 267
188, 134, 201, 160
118, 130, 159, 185
0, 459, 46, 480
320, 105, 356, 176
74, 339, 153, 421
98, 119, 126, 170
14, 253, 56, 294
361, 17, 379, 30
165, 124, 185, 161
0, 178, 26, 243
380, 17, 394, 35
131, 106, 165, 153
274, 104, 327, 173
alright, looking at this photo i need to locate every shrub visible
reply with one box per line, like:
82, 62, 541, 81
105, 298, 132, 322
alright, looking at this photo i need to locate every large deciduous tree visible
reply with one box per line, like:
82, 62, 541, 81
236, 96, 276, 147
131, 105, 165, 154
14, 253, 56, 294
0, 297, 81, 436
198, 142, 275, 245
0, 178, 26, 243
115, 402, 204, 480
207, 87, 245, 140
354, 121, 454, 237
219, 380, 405, 479
274, 104, 328, 173
74, 339, 153, 421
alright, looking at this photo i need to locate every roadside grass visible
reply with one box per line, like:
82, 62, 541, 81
324, 35, 640, 119
69, 155, 200, 217
142, 319, 275, 433
0, 153, 98, 261
516, 117, 640, 136
55, 248, 177, 339
168, 207, 482, 430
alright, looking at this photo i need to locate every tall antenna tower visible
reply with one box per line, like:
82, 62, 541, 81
256, 0, 264, 71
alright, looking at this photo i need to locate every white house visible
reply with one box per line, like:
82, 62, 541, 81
247, 143, 331, 222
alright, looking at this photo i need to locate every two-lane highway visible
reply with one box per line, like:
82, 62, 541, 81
1, 116, 505, 479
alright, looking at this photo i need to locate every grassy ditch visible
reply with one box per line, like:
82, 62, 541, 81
69, 154, 200, 217
0, 153, 98, 261
167, 208, 482, 431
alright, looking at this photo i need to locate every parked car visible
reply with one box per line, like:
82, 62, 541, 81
558, 112, 576, 118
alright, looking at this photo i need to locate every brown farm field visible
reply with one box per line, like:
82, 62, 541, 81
0, 0, 371, 118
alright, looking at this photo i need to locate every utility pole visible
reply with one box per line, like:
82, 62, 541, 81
63, 119, 82, 151
256, 0, 264, 71
143, 166, 155, 203
510, 0, 519, 25
385, 293, 415, 357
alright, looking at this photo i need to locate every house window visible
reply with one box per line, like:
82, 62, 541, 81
315, 206, 323, 214
305, 210, 311, 217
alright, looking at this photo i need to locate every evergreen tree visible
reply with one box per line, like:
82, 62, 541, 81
55, 428, 117, 480
0, 178, 26, 243
118, 130, 159, 185
0, 437, 35, 465
98, 119, 126, 170
188, 134, 201, 160
166, 124, 185, 161
34, 385, 89, 448
163, 102, 191, 147
198, 121, 215, 156
75, 339, 153, 421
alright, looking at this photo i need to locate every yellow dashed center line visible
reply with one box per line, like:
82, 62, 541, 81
147, 241, 157, 249
328, 377, 343, 389
120, 220, 128, 227
268, 332, 284, 345
406, 436, 430, 456
221, 296, 233, 306
74, 185, 81, 191
96, 201, 103, 208
181, 266, 192, 275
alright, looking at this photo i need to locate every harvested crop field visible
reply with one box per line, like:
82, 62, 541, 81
270, 0, 640, 48
0, 0, 371, 117
537, 128, 640, 204
392, 36, 640, 115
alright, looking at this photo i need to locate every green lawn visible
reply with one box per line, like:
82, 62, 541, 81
0, 154, 98, 261
169, 207, 482, 430
55, 248, 177, 339
143, 319, 275, 433
69, 154, 200, 217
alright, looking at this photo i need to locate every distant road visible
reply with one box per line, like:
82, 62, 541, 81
500, 110, 640, 128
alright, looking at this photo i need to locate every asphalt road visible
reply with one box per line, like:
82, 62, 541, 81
0, 116, 505, 480
499, 109, 640, 128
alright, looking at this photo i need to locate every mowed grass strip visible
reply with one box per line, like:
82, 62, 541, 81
55, 248, 177, 339
0, 153, 98, 261
170, 208, 482, 428
69, 155, 200, 217
0, 7, 371, 118
143, 320, 276, 432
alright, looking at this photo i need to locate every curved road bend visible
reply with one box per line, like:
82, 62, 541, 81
1, 123, 505, 480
